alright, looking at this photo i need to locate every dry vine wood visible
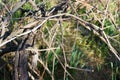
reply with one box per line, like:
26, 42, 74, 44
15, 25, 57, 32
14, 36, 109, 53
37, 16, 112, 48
14, 32, 36, 80
0, 1, 120, 80
0, 0, 27, 41
0, 13, 120, 61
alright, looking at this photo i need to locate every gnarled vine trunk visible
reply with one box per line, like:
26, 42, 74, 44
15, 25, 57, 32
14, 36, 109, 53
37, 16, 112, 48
14, 32, 36, 80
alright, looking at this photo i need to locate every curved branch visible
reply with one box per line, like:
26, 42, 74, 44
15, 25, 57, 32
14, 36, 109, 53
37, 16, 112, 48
0, 13, 119, 61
